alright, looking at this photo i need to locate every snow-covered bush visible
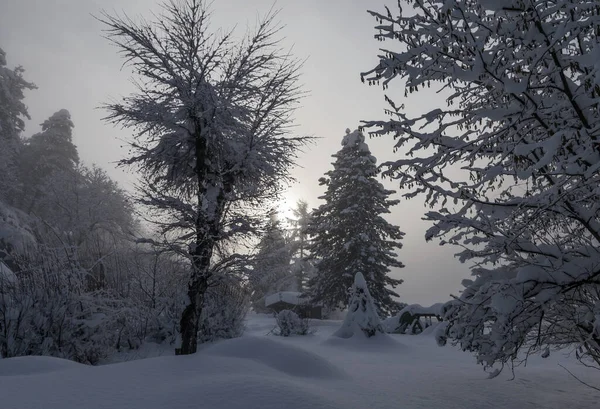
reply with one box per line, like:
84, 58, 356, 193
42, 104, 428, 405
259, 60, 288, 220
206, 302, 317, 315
333, 272, 384, 339
0, 244, 169, 364
0, 282, 123, 364
199, 279, 250, 343
274, 309, 309, 337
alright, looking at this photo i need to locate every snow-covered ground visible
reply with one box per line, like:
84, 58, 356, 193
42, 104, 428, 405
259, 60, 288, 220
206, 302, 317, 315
1, 314, 599, 409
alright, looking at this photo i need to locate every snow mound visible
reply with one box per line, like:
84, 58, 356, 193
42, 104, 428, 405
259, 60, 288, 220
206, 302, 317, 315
0, 259, 16, 283
0, 356, 85, 376
204, 336, 346, 379
419, 322, 442, 336
0, 201, 36, 252
0, 313, 599, 409
323, 331, 405, 352
162, 373, 344, 409
0, 354, 347, 409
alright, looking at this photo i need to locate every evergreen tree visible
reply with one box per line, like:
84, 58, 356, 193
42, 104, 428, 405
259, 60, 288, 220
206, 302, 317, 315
0, 47, 35, 202
333, 272, 384, 339
18, 109, 79, 212
306, 129, 404, 316
249, 214, 292, 312
287, 200, 314, 292
27, 109, 79, 172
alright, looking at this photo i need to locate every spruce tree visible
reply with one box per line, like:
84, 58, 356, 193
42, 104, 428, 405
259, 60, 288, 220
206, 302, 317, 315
0, 47, 36, 203
306, 129, 404, 316
27, 109, 79, 173
333, 272, 384, 338
287, 200, 314, 292
249, 214, 293, 312
18, 109, 79, 213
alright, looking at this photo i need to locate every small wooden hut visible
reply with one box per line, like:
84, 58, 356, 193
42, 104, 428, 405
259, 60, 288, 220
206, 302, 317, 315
264, 292, 322, 319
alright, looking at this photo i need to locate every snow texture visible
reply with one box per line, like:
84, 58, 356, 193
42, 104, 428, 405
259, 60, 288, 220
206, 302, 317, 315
0, 314, 598, 409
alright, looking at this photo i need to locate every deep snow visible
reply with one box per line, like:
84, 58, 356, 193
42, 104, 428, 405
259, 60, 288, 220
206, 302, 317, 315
1, 314, 598, 409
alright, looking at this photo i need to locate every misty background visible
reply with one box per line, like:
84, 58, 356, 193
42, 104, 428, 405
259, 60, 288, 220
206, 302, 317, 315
0, 0, 468, 305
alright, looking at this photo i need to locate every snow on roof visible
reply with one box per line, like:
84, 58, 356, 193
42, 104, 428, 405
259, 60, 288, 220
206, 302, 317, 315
264, 291, 305, 307
398, 303, 445, 317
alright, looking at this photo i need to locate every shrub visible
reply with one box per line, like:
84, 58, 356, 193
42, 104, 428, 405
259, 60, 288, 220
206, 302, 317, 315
199, 279, 250, 343
275, 309, 309, 336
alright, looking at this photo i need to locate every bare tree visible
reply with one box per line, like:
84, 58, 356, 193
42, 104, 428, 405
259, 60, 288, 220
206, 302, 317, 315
100, 0, 307, 354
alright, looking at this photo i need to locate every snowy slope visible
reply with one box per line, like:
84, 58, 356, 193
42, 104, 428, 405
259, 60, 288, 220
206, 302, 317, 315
0, 314, 598, 409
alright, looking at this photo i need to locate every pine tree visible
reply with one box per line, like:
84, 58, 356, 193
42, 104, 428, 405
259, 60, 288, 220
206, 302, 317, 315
306, 129, 404, 316
18, 109, 79, 213
0, 47, 36, 203
333, 272, 384, 338
287, 200, 314, 292
249, 214, 292, 312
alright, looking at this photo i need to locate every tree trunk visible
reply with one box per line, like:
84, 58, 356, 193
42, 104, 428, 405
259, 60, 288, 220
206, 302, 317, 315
178, 125, 233, 354
179, 235, 213, 355
178, 124, 212, 356
179, 275, 208, 355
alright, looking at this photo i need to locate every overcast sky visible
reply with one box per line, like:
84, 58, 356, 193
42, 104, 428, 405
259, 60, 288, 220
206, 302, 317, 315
1, 0, 471, 305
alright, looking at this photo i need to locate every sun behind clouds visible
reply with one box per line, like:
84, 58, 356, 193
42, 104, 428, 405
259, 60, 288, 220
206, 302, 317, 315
276, 192, 298, 222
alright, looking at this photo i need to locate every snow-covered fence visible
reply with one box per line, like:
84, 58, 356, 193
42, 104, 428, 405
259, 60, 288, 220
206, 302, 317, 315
383, 303, 445, 335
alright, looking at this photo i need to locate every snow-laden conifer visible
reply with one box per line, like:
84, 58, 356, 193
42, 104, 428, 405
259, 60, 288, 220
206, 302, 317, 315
249, 215, 293, 312
0, 47, 35, 202
306, 129, 404, 315
333, 272, 384, 338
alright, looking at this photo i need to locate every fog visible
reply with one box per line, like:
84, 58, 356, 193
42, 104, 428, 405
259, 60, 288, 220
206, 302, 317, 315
0, 0, 471, 305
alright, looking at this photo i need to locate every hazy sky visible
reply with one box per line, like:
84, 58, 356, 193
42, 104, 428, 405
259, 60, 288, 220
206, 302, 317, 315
1, 0, 471, 305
